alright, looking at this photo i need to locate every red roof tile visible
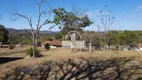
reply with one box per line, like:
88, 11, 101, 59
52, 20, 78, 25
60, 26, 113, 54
42, 40, 61, 46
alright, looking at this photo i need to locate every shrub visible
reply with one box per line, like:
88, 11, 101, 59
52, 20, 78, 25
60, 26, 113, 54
37, 42, 41, 46
26, 47, 41, 57
44, 43, 50, 50
8, 44, 15, 49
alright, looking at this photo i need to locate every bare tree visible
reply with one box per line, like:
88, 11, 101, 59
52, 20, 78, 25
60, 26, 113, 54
96, 6, 117, 50
11, 0, 52, 58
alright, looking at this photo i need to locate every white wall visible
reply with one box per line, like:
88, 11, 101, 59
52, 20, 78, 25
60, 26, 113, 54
62, 41, 85, 49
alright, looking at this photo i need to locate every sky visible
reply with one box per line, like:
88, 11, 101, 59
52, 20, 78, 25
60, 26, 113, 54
0, 0, 142, 31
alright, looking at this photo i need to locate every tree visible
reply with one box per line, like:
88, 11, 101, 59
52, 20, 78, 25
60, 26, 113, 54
52, 8, 93, 37
107, 30, 118, 46
96, 6, 117, 49
82, 31, 102, 50
117, 30, 138, 47
0, 25, 9, 47
11, 0, 52, 58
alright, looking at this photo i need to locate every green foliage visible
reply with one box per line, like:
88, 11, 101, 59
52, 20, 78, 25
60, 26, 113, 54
106, 31, 118, 46
9, 34, 21, 44
6, 32, 58, 45
116, 30, 138, 46
82, 31, 102, 49
44, 43, 50, 50
106, 30, 139, 47
39, 34, 57, 42
83, 30, 140, 49
20, 38, 32, 45
37, 42, 41, 46
26, 47, 41, 57
52, 8, 93, 35
8, 33, 33, 45
54, 32, 63, 40
0, 25, 9, 43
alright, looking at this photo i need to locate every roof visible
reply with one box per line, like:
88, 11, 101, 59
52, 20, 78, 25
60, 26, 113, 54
137, 43, 142, 47
42, 40, 61, 46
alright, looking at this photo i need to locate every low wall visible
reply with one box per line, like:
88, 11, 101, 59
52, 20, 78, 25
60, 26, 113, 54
62, 41, 85, 49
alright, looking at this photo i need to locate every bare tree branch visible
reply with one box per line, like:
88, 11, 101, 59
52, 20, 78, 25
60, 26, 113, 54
11, 7, 34, 32
24, 29, 33, 39
39, 8, 52, 30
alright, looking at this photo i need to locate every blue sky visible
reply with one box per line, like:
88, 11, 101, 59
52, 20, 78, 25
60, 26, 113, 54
0, 0, 142, 31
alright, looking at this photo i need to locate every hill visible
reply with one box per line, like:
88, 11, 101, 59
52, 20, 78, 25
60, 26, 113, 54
6, 28, 58, 34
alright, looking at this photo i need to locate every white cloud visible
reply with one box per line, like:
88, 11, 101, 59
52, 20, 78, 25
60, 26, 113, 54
137, 5, 142, 9
133, 5, 142, 11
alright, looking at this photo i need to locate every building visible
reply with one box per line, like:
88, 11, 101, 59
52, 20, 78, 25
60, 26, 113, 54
42, 40, 62, 47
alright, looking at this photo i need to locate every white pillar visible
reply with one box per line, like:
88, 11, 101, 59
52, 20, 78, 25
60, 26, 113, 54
80, 42, 82, 50
89, 43, 92, 52
71, 42, 75, 49
119, 45, 121, 50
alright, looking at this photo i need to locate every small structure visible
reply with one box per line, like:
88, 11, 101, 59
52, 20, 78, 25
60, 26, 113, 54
62, 31, 85, 49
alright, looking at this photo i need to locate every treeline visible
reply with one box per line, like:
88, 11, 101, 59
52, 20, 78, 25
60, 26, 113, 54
1, 23, 142, 48
83, 30, 142, 49
6, 30, 142, 47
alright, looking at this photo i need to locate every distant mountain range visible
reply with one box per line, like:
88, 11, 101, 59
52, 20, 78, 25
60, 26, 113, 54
6, 28, 59, 34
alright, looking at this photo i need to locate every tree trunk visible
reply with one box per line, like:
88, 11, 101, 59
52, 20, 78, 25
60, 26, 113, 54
35, 35, 38, 48
32, 36, 36, 58
35, 31, 39, 48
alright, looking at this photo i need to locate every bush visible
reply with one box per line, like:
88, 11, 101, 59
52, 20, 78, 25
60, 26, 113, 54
8, 44, 15, 49
26, 47, 41, 57
44, 43, 50, 50
37, 42, 41, 46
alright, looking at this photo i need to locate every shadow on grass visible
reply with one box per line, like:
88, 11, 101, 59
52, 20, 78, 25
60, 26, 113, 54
1, 57, 142, 80
0, 57, 23, 64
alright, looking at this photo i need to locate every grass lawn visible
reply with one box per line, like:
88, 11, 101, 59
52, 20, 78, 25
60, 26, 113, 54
0, 46, 142, 78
